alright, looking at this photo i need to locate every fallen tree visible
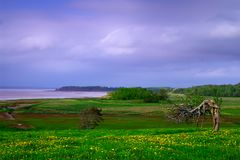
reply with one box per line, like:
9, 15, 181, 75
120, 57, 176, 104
168, 99, 221, 131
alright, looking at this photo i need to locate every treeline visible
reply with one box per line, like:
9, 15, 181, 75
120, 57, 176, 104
173, 83, 240, 97
56, 86, 116, 92
109, 88, 168, 102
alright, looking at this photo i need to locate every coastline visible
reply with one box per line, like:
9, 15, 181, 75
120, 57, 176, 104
0, 89, 107, 100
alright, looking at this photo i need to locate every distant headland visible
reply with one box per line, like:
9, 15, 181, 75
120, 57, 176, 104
55, 86, 117, 92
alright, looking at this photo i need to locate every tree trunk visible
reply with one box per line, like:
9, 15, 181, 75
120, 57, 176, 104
212, 109, 220, 131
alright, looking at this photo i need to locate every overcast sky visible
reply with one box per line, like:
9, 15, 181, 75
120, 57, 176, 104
0, 0, 240, 88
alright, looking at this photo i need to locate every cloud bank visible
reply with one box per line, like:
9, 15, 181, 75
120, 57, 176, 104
0, 0, 240, 88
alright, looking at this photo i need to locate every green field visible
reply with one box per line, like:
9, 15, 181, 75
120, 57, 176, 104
1, 128, 239, 160
0, 96, 240, 159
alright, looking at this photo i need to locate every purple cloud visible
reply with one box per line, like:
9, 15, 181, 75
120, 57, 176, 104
0, 0, 240, 88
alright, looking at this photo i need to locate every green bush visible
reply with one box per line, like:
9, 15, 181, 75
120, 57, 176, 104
213, 97, 223, 106
157, 89, 169, 100
109, 88, 168, 103
143, 93, 159, 103
109, 88, 151, 100
178, 95, 205, 108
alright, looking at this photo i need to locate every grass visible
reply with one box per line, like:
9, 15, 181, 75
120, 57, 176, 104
222, 97, 240, 107
0, 96, 240, 159
0, 128, 239, 160
1, 97, 240, 130
1, 97, 240, 114
0, 98, 168, 113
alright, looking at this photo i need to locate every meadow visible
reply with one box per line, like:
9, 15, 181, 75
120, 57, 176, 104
0, 96, 240, 159
1, 128, 239, 160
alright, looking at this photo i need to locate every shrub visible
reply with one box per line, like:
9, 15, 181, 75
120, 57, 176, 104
143, 93, 160, 103
79, 107, 103, 129
109, 88, 169, 103
156, 89, 169, 100
178, 95, 205, 108
109, 88, 152, 100
213, 97, 223, 106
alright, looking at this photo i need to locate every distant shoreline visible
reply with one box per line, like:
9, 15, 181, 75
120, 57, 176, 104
0, 89, 107, 100
55, 86, 117, 92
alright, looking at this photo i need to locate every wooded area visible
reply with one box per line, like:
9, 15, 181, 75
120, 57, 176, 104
174, 83, 240, 97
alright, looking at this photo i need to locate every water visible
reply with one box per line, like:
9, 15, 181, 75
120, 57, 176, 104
0, 89, 107, 100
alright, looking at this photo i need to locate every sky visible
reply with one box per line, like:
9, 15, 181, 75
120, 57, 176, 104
0, 0, 240, 88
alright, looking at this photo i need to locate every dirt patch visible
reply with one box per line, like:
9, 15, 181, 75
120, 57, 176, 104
0, 113, 6, 119
222, 106, 240, 109
0, 112, 15, 120
221, 116, 240, 123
